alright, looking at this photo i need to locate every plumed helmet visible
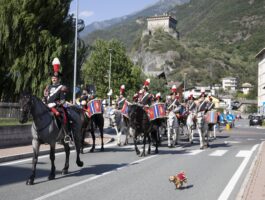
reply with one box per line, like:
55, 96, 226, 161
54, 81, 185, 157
188, 91, 194, 100
143, 78, 150, 90
51, 57, 62, 77
156, 92, 161, 99
120, 85, 125, 94
200, 87, 206, 97
171, 85, 177, 93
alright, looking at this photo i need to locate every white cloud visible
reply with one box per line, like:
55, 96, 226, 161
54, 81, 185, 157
79, 10, 94, 18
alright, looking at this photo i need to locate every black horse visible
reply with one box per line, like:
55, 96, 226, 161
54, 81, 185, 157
79, 111, 105, 153
128, 104, 159, 156
19, 93, 83, 185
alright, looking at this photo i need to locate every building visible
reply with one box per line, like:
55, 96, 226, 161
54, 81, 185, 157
241, 83, 253, 95
146, 14, 179, 38
222, 77, 237, 91
256, 48, 265, 114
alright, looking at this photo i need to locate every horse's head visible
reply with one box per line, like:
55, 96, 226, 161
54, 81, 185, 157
109, 109, 120, 126
19, 92, 32, 124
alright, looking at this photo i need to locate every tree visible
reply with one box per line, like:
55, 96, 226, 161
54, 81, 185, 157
81, 39, 143, 99
0, 0, 87, 101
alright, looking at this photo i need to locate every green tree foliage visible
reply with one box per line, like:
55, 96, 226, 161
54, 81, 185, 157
81, 39, 143, 99
0, 0, 87, 101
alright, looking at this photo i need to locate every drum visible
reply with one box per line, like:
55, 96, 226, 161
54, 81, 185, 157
148, 103, 166, 121
87, 99, 103, 117
121, 100, 129, 118
205, 110, 218, 124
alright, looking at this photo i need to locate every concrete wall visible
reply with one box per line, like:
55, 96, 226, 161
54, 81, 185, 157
0, 125, 32, 148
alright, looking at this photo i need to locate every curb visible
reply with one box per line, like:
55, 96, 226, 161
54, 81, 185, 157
236, 141, 264, 200
0, 137, 115, 164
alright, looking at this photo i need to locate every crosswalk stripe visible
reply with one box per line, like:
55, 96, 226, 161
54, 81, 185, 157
185, 149, 204, 155
209, 150, 228, 156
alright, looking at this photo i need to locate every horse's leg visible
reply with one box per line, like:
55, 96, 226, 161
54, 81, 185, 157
26, 139, 40, 185
140, 134, 147, 157
197, 122, 204, 149
154, 130, 159, 154
213, 124, 216, 139
62, 141, 70, 175
174, 127, 179, 146
133, 131, 140, 155
48, 143, 56, 180
80, 127, 86, 154
115, 126, 121, 146
147, 134, 151, 154
99, 120, 104, 151
167, 127, 171, 147
90, 121, 95, 152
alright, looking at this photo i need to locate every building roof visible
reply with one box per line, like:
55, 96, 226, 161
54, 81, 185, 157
255, 48, 265, 59
167, 81, 183, 88
241, 82, 253, 88
147, 15, 177, 23
222, 76, 237, 80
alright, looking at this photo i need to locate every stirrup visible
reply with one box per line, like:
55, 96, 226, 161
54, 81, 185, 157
64, 135, 71, 143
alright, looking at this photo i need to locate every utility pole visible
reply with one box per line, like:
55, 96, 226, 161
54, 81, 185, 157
73, 0, 79, 104
108, 49, 112, 106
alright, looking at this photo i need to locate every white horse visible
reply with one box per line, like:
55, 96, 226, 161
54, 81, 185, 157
109, 109, 129, 146
196, 111, 209, 149
167, 111, 179, 147
186, 112, 196, 144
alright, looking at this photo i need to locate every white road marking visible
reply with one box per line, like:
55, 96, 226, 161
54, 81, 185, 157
217, 144, 258, 200
209, 150, 228, 157
224, 141, 240, 144
246, 138, 256, 141
185, 149, 204, 155
236, 150, 252, 158
34, 155, 158, 200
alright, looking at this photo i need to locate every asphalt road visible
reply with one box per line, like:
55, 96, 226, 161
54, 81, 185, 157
0, 119, 264, 200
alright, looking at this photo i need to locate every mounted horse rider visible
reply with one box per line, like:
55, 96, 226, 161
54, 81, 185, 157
138, 79, 153, 106
43, 58, 73, 142
167, 85, 182, 113
116, 85, 126, 110
186, 91, 197, 128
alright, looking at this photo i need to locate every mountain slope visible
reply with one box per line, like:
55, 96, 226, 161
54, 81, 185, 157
83, 0, 265, 87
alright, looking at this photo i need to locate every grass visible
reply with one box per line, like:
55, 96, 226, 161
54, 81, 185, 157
0, 118, 32, 126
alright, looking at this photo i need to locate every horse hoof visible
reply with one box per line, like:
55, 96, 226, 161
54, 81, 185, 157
100, 147, 104, 152
155, 150, 159, 154
200, 147, 204, 150
62, 169, 68, 175
90, 148, 95, 153
77, 161, 84, 167
26, 179, 34, 185
48, 174, 55, 180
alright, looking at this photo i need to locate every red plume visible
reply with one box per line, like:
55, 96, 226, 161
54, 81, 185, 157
52, 58, 60, 73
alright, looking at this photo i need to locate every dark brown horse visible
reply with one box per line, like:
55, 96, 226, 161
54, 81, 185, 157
128, 104, 159, 156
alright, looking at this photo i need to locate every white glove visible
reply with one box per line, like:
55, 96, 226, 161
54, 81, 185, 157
48, 102, 56, 108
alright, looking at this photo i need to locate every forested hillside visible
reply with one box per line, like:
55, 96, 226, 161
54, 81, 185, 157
84, 0, 265, 87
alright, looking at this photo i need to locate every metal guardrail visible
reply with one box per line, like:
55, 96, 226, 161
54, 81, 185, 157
0, 102, 20, 118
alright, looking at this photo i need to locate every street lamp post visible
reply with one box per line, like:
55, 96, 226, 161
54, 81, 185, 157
73, 0, 79, 104
108, 49, 112, 106
183, 73, 187, 100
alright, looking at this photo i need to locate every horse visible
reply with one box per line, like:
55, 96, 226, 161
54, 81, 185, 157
128, 104, 159, 157
167, 111, 179, 147
196, 111, 209, 149
18, 93, 83, 185
186, 112, 196, 144
79, 111, 105, 153
109, 109, 130, 146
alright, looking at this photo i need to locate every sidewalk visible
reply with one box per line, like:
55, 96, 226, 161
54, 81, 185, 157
237, 141, 265, 200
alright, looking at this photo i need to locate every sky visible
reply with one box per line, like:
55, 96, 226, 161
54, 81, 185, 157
69, 0, 159, 26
